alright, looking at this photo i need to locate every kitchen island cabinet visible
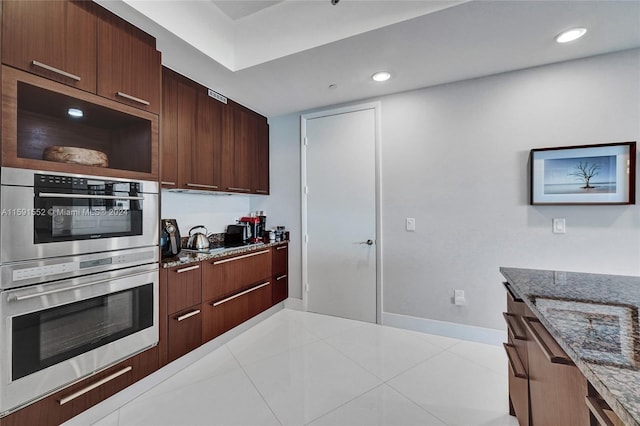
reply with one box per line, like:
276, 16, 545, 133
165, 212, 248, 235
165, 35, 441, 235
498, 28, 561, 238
500, 267, 637, 426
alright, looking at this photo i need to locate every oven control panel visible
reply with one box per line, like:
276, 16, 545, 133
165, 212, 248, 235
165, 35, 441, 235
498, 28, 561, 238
13, 262, 80, 281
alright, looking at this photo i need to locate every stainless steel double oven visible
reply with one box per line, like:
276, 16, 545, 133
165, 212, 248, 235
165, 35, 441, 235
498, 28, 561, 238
0, 167, 159, 415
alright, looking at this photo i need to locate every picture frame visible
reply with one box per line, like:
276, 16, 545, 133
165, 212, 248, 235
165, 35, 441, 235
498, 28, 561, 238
530, 141, 636, 205
533, 297, 639, 370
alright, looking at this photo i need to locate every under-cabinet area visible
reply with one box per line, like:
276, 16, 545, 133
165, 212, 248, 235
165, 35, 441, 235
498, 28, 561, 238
500, 268, 637, 426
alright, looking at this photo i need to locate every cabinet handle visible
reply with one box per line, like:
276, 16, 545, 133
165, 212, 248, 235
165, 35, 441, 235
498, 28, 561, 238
503, 313, 526, 340
213, 249, 270, 265
59, 366, 132, 405
32, 60, 81, 81
502, 282, 523, 302
585, 396, 618, 426
116, 91, 150, 106
212, 282, 270, 307
227, 187, 250, 192
276, 245, 288, 250
161, 181, 176, 186
176, 309, 201, 321
276, 274, 287, 281
255, 190, 268, 194
186, 183, 219, 189
503, 343, 527, 379
175, 265, 200, 274
521, 317, 573, 365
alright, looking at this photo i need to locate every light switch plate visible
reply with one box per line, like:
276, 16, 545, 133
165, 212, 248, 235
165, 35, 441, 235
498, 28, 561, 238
553, 218, 566, 234
406, 218, 416, 231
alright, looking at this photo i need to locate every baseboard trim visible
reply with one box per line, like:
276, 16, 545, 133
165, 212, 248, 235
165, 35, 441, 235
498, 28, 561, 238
382, 312, 505, 346
284, 297, 304, 311
62, 304, 284, 426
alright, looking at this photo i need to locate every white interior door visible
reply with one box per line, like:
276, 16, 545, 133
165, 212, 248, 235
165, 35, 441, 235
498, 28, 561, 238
302, 105, 378, 323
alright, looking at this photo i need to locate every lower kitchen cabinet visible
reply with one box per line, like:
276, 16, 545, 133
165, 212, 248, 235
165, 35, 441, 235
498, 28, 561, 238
202, 281, 271, 342
0, 347, 158, 426
202, 249, 272, 302
271, 243, 288, 305
167, 305, 203, 362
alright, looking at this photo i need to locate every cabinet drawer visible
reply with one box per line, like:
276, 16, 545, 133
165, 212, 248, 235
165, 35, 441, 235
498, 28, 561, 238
166, 263, 202, 314
168, 305, 202, 362
272, 243, 288, 277
503, 282, 525, 315
504, 342, 529, 426
202, 281, 271, 342
272, 273, 288, 305
0, 347, 157, 426
202, 249, 271, 302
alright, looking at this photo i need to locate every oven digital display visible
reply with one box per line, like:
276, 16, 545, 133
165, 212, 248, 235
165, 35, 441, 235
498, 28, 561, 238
79, 258, 113, 269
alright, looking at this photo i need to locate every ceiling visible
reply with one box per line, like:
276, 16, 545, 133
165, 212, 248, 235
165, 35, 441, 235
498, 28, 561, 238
95, 1, 640, 118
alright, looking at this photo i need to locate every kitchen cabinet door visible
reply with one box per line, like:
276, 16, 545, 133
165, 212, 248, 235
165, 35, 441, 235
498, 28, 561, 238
97, 12, 161, 113
1, 0, 97, 93
202, 249, 272, 302
168, 305, 202, 362
166, 264, 202, 315
253, 116, 270, 194
161, 67, 179, 188
202, 281, 271, 342
272, 244, 288, 305
221, 106, 254, 193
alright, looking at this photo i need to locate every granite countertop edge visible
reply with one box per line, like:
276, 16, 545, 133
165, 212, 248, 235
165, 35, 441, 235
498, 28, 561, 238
161, 240, 288, 268
500, 266, 639, 426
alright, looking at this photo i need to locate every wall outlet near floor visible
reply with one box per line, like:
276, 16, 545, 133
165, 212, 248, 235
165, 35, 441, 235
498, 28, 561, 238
406, 217, 416, 231
552, 218, 566, 234
454, 289, 466, 306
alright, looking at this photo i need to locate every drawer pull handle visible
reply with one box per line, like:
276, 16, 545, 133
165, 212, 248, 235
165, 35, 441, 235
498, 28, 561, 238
213, 282, 270, 306
227, 187, 250, 192
503, 312, 526, 340
176, 309, 201, 321
213, 250, 270, 265
503, 343, 527, 379
32, 60, 81, 81
116, 91, 150, 106
161, 181, 176, 186
175, 265, 200, 274
276, 245, 288, 250
276, 274, 287, 281
255, 190, 268, 194
59, 366, 132, 405
502, 282, 523, 302
186, 183, 219, 189
521, 317, 573, 365
585, 396, 618, 426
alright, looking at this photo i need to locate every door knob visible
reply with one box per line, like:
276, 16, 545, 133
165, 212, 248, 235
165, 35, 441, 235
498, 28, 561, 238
359, 239, 374, 246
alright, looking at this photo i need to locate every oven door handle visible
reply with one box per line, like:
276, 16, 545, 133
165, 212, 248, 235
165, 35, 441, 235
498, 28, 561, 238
38, 192, 144, 201
9, 277, 116, 301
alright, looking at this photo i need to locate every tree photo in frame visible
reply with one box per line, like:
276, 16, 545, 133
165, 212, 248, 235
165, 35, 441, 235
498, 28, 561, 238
530, 142, 636, 205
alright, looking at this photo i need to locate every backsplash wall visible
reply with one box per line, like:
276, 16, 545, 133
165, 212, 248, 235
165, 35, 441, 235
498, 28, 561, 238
161, 190, 251, 237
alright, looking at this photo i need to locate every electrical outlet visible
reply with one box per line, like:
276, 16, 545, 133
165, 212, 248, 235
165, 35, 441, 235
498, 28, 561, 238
553, 218, 566, 234
406, 217, 416, 231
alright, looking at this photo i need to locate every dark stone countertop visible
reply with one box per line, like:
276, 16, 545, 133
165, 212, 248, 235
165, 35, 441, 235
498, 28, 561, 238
161, 241, 288, 268
500, 267, 640, 426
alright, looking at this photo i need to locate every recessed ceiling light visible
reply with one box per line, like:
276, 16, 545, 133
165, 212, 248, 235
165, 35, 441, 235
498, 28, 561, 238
372, 71, 391, 82
555, 28, 587, 43
67, 108, 84, 118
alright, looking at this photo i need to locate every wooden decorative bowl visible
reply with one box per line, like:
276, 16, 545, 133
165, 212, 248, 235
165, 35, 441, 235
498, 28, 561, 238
43, 146, 109, 167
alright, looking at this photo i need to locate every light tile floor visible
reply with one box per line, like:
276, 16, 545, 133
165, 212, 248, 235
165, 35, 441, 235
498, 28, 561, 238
87, 309, 518, 426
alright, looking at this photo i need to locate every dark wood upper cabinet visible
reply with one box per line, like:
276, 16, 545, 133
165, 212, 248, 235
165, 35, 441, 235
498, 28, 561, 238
1, 0, 98, 93
97, 13, 161, 114
253, 116, 270, 194
222, 105, 255, 193
161, 68, 179, 187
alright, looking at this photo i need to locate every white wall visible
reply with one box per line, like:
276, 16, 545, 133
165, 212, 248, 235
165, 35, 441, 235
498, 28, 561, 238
268, 48, 640, 330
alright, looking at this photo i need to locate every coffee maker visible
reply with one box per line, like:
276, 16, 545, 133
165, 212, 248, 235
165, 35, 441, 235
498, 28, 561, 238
239, 216, 262, 243
160, 219, 181, 258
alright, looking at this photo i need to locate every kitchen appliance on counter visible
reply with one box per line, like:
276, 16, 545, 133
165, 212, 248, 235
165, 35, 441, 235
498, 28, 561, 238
224, 223, 251, 247
160, 219, 181, 258
186, 225, 210, 250
0, 247, 159, 415
239, 216, 262, 243
0, 167, 159, 263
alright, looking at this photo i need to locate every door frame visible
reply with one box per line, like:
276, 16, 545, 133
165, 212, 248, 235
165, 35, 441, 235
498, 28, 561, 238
300, 102, 383, 324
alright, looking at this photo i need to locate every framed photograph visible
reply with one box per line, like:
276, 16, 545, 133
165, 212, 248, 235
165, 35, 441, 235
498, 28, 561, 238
533, 297, 639, 369
530, 142, 636, 205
